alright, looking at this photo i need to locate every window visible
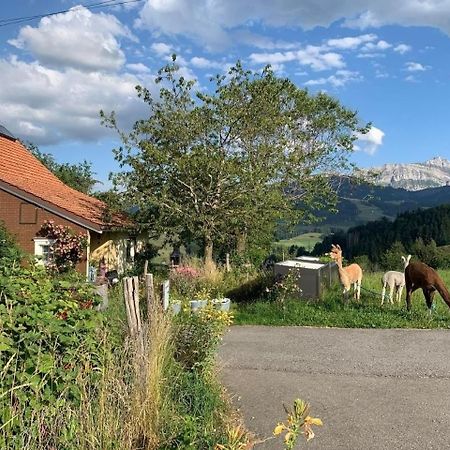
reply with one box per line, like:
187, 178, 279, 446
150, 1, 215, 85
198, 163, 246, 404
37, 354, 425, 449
34, 238, 54, 265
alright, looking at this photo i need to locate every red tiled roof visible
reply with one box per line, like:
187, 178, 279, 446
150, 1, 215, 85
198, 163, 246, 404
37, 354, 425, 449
0, 134, 130, 232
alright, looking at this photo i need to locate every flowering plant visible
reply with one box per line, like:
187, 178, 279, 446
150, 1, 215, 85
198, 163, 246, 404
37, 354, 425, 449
267, 268, 302, 309
38, 220, 88, 273
273, 398, 323, 449
169, 265, 201, 299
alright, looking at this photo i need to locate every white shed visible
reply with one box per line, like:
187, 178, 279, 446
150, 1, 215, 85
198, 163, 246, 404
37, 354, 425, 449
274, 257, 338, 299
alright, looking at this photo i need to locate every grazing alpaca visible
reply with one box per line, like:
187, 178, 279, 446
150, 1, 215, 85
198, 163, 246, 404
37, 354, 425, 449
405, 261, 450, 311
329, 244, 363, 300
380, 255, 411, 305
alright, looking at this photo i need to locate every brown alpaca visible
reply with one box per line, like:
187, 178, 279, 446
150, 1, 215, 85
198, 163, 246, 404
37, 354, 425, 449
405, 261, 450, 311
329, 244, 363, 300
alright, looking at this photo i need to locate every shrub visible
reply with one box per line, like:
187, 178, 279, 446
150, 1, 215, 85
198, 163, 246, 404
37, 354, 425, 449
173, 307, 233, 372
226, 270, 275, 303
0, 221, 22, 264
0, 265, 103, 448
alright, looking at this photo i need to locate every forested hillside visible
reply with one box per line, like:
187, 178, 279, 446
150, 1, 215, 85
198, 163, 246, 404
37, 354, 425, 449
313, 204, 450, 268
293, 179, 450, 235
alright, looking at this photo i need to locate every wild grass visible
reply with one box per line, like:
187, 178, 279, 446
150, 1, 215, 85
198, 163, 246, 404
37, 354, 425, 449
2, 277, 244, 449
234, 270, 450, 329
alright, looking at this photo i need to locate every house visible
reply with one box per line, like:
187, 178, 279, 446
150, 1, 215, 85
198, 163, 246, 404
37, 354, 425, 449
0, 125, 135, 276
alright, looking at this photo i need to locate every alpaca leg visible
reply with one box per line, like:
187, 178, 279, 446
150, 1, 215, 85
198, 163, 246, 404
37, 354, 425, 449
381, 283, 387, 305
406, 288, 413, 311
397, 285, 404, 304
423, 288, 436, 312
389, 284, 395, 305
357, 280, 361, 301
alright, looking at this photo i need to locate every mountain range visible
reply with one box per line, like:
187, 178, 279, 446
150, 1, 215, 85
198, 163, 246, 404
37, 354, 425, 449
364, 156, 450, 191
290, 177, 450, 236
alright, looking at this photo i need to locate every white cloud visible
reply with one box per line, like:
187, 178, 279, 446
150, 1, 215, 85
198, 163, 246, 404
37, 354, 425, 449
0, 57, 153, 145
305, 70, 361, 87
126, 62, 151, 73
8, 6, 134, 72
190, 56, 223, 69
357, 53, 384, 58
327, 34, 376, 50
250, 46, 345, 71
151, 42, 173, 56
405, 61, 429, 72
405, 74, 417, 82
394, 44, 411, 54
361, 40, 392, 52
135, 0, 450, 51
355, 126, 384, 155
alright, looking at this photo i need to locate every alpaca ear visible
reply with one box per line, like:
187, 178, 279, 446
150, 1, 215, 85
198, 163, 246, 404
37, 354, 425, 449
401, 256, 405, 263
336, 244, 341, 251
407, 255, 411, 263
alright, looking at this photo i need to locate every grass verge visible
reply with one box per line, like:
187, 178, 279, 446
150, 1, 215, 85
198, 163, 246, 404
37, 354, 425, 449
234, 270, 450, 329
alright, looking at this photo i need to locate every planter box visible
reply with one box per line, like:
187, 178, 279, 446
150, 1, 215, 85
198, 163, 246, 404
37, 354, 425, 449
189, 299, 208, 312
212, 298, 231, 312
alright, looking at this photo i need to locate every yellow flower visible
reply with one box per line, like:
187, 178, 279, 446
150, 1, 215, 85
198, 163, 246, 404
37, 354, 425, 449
284, 431, 294, 444
304, 416, 323, 426
303, 425, 315, 442
273, 423, 285, 435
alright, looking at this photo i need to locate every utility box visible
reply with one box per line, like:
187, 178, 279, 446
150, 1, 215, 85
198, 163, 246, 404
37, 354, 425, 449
273, 257, 338, 299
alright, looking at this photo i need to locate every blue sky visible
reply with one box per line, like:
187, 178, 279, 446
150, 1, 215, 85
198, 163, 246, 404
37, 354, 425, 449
0, 0, 449, 189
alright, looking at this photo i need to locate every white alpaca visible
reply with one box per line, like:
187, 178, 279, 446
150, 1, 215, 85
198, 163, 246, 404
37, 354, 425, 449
381, 255, 411, 305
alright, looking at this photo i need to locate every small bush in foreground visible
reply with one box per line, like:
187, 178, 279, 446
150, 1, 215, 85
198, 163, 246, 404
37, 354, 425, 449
0, 265, 103, 448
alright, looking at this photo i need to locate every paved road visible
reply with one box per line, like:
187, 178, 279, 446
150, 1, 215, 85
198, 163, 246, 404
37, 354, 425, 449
218, 326, 450, 449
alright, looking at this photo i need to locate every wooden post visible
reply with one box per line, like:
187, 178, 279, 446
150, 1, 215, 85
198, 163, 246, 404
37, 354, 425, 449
143, 260, 148, 279
146, 273, 155, 315
132, 276, 142, 334
123, 276, 143, 337
225, 253, 231, 272
161, 280, 170, 311
123, 278, 134, 334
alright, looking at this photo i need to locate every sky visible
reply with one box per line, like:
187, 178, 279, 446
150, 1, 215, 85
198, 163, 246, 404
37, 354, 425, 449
0, 0, 450, 189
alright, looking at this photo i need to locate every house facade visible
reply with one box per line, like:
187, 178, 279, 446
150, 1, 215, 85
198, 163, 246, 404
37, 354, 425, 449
0, 125, 135, 276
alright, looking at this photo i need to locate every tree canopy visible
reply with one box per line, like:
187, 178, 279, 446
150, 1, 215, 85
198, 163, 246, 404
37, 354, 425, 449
25, 142, 97, 194
102, 57, 368, 263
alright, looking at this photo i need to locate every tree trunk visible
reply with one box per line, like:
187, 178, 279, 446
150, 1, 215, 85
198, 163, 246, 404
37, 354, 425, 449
236, 231, 247, 254
204, 238, 214, 266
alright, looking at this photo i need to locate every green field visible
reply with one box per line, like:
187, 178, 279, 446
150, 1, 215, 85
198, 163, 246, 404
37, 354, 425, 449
274, 232, 323, 251
234, 270, 450, 329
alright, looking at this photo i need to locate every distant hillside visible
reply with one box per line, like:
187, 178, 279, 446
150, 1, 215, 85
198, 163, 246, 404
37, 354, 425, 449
362, 156, 450, 191
313, 204, 450, 266
293, 179, 450, 236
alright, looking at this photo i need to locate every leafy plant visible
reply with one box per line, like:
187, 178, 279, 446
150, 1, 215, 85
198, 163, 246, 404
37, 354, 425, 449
0, 265, 103, 447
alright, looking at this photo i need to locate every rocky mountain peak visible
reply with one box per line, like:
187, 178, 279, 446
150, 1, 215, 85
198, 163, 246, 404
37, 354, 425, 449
367, 156, 450, 191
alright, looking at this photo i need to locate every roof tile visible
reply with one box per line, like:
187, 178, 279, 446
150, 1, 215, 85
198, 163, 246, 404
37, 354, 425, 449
0, 135, 129, 230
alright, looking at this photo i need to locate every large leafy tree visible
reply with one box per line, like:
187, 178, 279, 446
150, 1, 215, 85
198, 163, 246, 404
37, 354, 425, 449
25, 142, 97, 194
102, 57, 367, 264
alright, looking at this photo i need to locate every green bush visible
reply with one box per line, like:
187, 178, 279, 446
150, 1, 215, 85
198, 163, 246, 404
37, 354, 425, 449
0, 265, 104, 448
0, 221, 22, 264
225, 270, 274, 303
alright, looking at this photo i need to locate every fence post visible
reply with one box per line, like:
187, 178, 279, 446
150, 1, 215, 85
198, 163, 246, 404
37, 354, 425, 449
132, 276, 142, 334
226, 253, 231, 272
143, 260, 148, 279
146, 273, 155, 315
123, 277, 136, 336
161, 280, 170, 311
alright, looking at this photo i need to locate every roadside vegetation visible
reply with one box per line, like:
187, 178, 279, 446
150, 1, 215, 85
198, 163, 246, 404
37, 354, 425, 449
233, 270, 450, 329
